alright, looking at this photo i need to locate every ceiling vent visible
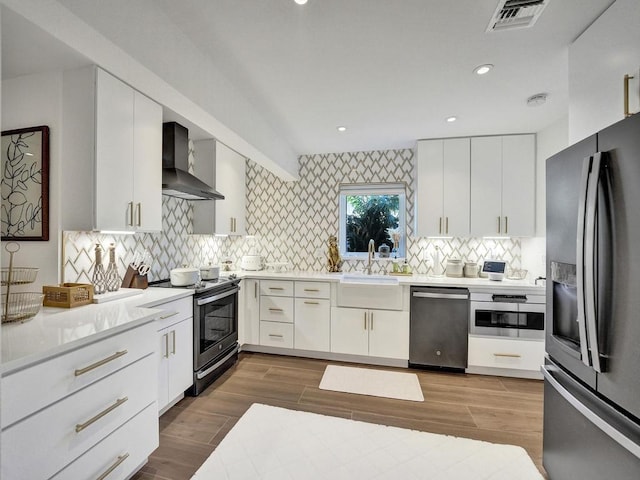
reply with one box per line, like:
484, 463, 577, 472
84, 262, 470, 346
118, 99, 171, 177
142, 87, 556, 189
486, 0, 549, 32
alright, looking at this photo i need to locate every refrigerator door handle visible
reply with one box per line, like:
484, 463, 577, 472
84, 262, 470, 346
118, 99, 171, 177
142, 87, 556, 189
576, 156, 593, 367
542, 365, 640, 460
584, 152, 603, 373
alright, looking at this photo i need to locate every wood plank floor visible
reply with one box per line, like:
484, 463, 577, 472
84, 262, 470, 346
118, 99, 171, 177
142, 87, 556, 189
132, 352, 546, 479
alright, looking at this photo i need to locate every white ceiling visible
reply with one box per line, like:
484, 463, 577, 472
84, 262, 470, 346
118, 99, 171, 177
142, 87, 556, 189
2, 0, 615, 156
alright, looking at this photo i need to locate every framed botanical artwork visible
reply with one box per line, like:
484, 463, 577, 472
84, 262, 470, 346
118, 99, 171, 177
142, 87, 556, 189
1, 125, 50, 241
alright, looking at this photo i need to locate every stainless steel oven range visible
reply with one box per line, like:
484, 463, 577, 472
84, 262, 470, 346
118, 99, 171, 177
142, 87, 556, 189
150, 276, 241, 396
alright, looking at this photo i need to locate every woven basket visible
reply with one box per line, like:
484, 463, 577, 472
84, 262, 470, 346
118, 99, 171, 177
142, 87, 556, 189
43, 283, 94, 308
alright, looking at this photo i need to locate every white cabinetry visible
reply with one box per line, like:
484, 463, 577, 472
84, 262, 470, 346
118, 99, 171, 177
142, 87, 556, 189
470, 135, 535, 237
415, 138, 470, 236
568, 0, 640, 143
294, 282, 331, 352
240, 278, 260, 345
62, 66, 162, 232
215, 141, 246, 235
259, 280, 294, 348
0, 321, 158, 480
330, 307, 409, 360
155, 296, 194, 414
468, 336, 545, 377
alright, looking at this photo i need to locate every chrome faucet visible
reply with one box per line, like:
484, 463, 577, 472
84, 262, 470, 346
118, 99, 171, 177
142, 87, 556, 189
366, 239, 375, 275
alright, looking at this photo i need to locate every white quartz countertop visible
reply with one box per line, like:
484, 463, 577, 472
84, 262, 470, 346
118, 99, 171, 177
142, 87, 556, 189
227, 270, 545, 293
1, 287, 193, 375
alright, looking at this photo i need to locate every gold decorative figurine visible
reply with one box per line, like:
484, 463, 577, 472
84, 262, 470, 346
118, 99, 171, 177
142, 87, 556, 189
327, 235, 343, 272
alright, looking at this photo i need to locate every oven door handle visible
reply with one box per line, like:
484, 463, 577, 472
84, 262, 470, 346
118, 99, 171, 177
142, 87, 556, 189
197, 287, 240, 306
196, 345, 239, 380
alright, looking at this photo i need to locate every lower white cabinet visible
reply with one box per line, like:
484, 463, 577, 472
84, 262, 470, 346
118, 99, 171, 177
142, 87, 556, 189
241, 278, 260, 345
330, 307, 410, 360
260, 320, 294, 348
295, 298, 331, 351
155, 296, 194, 414
467, 336, 545, 373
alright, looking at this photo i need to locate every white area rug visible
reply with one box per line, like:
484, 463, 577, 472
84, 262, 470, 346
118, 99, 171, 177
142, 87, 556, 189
319, 365, 425, 402
191, 403, 543, 480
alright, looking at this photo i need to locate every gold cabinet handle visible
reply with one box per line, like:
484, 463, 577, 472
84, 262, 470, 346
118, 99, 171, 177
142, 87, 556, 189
159, 311, 179, 320
269, 287, 285, 291
96, 453, 130, 480
171, 329, 176, 355
268, 308, 284, 312
304, 288, 320, 292
504, 216, 508, 234
128, 201, 134, 226
439, 217, 442, 234
164, 333, 170, 358
497, 216, 501, 234
136, 203, 141, 227
74, 350, 128, 376
254, 282, 258, 299
268, 334, 284, 339
624, 74, 635, 118
445, 217, 449, 234
75, 397, 128, 433
493, 353, 522, 358
304, 301, 319, 305
364, 311, 367, 330
370, 312, 374, 330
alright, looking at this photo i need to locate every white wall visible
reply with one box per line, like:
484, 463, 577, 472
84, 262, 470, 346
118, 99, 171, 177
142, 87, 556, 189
521, 115, 568, 280
1, 71, 63, 288
569, 0, 640, 143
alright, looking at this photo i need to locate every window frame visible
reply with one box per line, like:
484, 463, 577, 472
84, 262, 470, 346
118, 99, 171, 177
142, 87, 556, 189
338, 182, 407, 259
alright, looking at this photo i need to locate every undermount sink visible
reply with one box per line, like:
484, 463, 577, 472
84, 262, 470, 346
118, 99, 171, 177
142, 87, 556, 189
340, 273, 399, 285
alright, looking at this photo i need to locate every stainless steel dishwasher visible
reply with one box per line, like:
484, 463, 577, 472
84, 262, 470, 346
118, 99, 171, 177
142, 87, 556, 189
409, 286, 469, 370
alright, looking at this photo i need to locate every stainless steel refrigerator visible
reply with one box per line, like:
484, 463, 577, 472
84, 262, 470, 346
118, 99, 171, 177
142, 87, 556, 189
544, 113, 640, 479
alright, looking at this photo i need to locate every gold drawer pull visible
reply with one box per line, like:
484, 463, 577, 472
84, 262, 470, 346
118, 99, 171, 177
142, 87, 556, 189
304, 301, 320, 305
268, 334, 284, 339
75, 397, 128, 433
75, 350, 128, 376
304, 288, 320, 292
96, 453, 130, 480
159, 311, 179, 320
269, 287, 285, 291
493, 353, 522, 358
268, 308, 284, 312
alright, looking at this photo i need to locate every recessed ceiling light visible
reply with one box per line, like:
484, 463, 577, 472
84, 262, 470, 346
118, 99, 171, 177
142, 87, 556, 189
294, 0, 308, 4
527, 93, 548, 107
337, 126, 347, 132
446, 116, 457, 123
474, 64, 494, 75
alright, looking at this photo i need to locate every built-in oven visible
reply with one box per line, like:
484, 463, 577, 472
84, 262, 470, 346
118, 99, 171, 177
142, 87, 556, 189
470, 291, 545, 340
191, 280, 240, 395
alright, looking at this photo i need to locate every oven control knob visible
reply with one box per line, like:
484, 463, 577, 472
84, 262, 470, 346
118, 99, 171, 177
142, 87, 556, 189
436, 350, 441, 356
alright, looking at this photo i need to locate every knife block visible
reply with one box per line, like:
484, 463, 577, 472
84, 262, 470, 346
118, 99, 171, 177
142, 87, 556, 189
121, 265, 148, 289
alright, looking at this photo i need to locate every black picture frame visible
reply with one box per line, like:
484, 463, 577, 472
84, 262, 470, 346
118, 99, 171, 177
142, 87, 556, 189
1, 125, 50, 241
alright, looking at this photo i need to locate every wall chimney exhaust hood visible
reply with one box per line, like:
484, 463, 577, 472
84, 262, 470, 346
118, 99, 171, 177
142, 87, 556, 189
162, 122, 225, 201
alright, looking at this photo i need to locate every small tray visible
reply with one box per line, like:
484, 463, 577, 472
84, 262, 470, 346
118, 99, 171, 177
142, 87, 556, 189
43, 283, 94, 308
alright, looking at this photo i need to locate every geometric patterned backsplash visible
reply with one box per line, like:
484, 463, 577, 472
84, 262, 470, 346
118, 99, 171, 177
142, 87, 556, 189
63, 148, 521, 283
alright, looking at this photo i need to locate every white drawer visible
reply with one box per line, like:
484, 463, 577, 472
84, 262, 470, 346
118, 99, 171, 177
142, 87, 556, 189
295, 281, 331, 299
260, 280, 294, 297
260, 321, 294, 348
260, 296, 294, 323
155, 296, 193, 330
468, 336, 545, 371
51, 402, 158, 480
1, 320, 156, 428
1, 354, 156, 480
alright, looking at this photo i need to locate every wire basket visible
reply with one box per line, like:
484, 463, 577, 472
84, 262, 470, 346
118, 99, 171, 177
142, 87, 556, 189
506, 268, 528, 280
1, 267, 40, 286
1, 292, 45, 323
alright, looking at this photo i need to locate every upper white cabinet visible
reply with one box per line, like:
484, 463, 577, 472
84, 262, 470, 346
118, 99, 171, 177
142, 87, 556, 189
415, 138, 470, 237
470, 134, 535, 237
215, 141, 246, 235
62, 66, 162, 232
192, 139, 246, 235
568, 0, 640, 143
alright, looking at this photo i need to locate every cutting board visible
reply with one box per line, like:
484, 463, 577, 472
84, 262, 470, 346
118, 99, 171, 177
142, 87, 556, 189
93, 288, 144, 303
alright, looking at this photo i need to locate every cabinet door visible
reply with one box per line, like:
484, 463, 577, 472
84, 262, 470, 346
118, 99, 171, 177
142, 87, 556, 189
470, 136, 503, 236
157, 328, 170, 412
95, 68, 134, 231
443, 138, 470, 236
167, 318, 194, 400
295, 298, 330, 351
215, 141, 246, 235
501, 134, 535, 237
132, 90, 163, 232
240, 279, 260, 345
330, 307, 368, 356
192, 139, 216, 234
415, 139, 444, 236
368, 310, 410, 359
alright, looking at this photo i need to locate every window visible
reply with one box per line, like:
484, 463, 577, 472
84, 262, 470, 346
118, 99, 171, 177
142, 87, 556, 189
339, 183, 406, 258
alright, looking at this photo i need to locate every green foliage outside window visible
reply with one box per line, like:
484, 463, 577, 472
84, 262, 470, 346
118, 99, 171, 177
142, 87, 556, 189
345, 195, 399, 252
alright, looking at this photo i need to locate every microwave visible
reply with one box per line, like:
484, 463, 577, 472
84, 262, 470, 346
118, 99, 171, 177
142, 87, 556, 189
469, 292, 545, 340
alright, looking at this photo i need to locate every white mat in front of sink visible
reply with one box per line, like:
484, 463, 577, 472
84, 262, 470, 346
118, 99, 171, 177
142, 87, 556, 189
319, 365, 424, 402
191, 403, 543, 480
